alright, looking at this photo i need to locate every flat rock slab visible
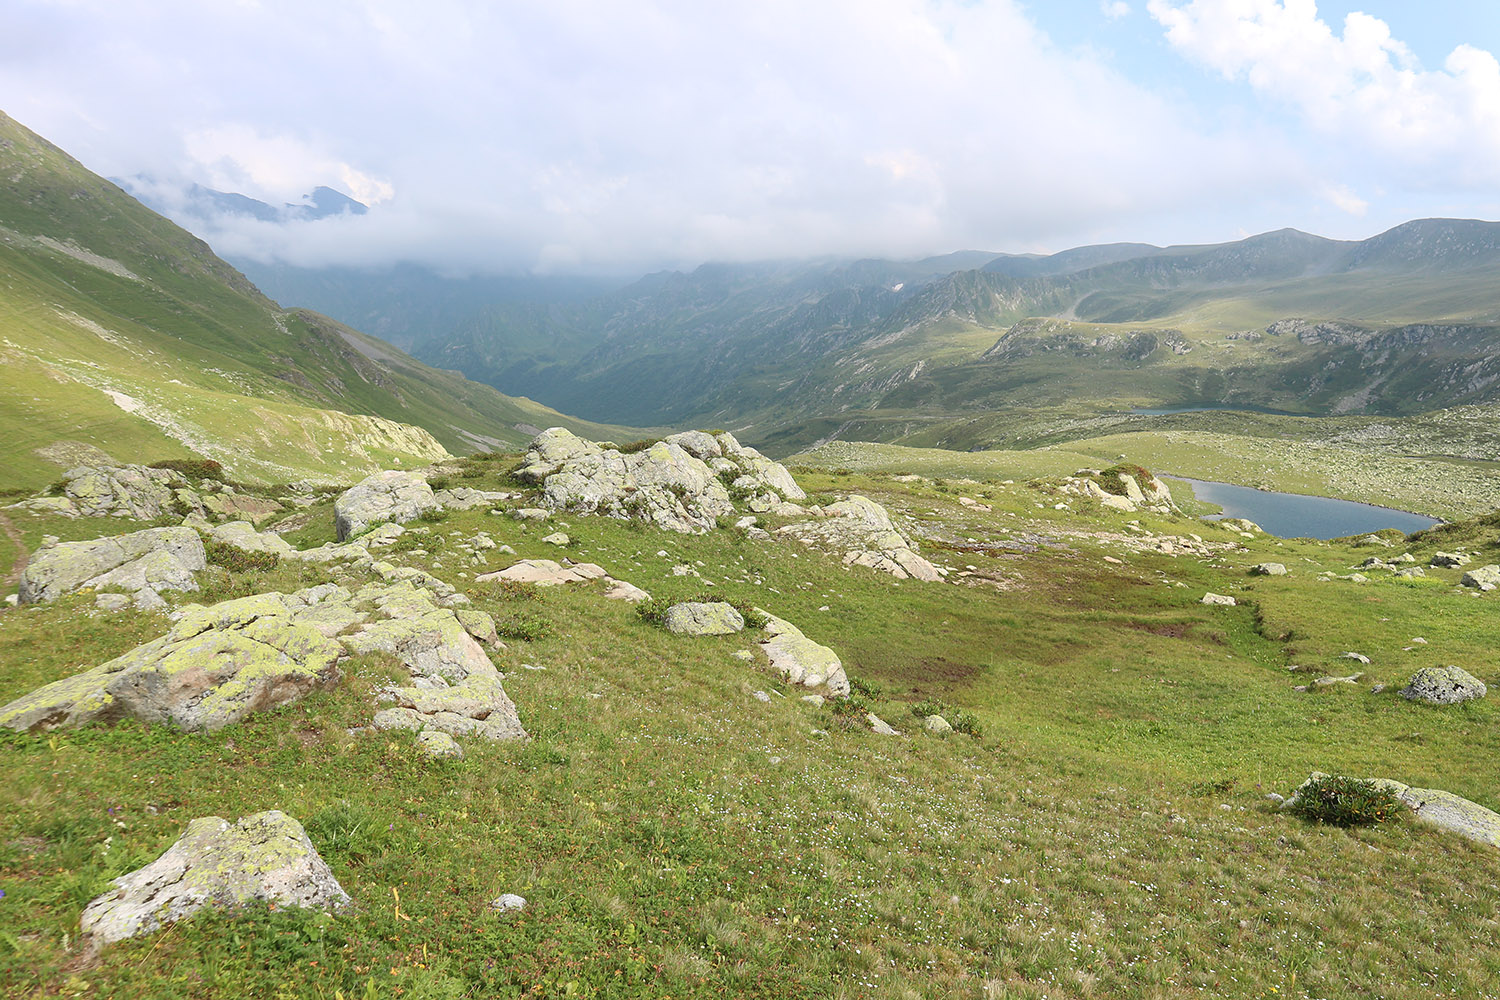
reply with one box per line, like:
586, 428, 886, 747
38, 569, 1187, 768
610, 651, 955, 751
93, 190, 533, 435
209, 520, 295, 557
477, 559, 608, 587
19, 526, 206, 604
81, 810, 349, 948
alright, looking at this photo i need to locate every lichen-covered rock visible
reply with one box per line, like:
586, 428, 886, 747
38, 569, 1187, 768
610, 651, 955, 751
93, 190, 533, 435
1286, 772, 1500, 849
0, 592, 344, 732
664, 602, 745, 635
1432, 551, 1471, 568
209, 521, 295, 558
200, 493, 283, 524
1249, 563, 1287, 576
345, 582, 526, 742
1461, 565, 1500, 591
417, 730, 463, 758
80, 811, 349, 948
19, 527, 207, 605
58, 464, 185, 519
515, 428, 804, 534
867, 713, 900, 736
757, 612, 849, 695
433, 487, 514, 511
456, 608, 502, 647
924, 714, 954, 734
779, 496, 940, 581
1201, 592, 1236, 606
334, 471, 437, 542
603, 579, 652, 603
1401, 665, 1487, 705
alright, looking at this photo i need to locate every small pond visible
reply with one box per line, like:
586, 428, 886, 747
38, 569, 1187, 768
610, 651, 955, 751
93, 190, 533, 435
1165, 477, 1440, 540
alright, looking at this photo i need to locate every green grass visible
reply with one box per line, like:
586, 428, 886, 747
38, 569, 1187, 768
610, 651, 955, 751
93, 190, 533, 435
4, 456, 1500, 997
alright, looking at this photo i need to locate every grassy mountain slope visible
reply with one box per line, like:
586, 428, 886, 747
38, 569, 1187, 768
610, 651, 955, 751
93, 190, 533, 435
0, 111, 627, 489
5, 452, 1500, 997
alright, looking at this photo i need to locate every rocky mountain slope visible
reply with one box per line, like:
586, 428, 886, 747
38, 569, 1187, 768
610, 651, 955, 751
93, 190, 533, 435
0, 111, 625, 490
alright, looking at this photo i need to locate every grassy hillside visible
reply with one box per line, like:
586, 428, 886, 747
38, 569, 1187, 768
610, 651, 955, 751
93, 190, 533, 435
0, 110, 629, 489
4, 453, 1500, 997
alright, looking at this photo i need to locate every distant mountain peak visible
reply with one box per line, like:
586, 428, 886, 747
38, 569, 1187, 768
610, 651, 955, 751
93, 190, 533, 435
117, 176, 368, 225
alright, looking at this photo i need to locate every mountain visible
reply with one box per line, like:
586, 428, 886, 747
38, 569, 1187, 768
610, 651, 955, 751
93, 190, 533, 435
0, 110, 626, 489
121, 178, 370, 224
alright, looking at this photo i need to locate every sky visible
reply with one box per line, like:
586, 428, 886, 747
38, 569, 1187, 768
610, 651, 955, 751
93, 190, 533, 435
4, 0, 1500, 275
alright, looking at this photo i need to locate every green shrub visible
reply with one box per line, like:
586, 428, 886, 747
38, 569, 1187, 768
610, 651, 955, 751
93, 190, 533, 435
481, 579, 540, 602
1288, 775, 1405, 827
911, 699, 945, 719
948, 711, 983, 738
150, 458, 226, 482
636, 600, 670, 627
204, 540, 280, 573
848, 677, 886, 700
417, 508, 450, 524
389, 531, 443, 553
495, 612, 552, 641
427, 475, 453, 491
617, 439, 661, 455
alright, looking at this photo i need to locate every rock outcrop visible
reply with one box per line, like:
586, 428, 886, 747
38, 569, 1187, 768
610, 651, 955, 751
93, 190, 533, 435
19, 527, 206, 607
334, 470, 438, 541
778, 496, 941, 581
0, 590, 346, 732
513, 428, 804, 534
208, 520, 296, 558
476, 559, 608, 587
80, 811, 349, 948
1400, 665, 1487, 705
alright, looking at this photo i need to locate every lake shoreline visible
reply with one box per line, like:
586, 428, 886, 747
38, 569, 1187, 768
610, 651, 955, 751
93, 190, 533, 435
1162, 475, 1442, 539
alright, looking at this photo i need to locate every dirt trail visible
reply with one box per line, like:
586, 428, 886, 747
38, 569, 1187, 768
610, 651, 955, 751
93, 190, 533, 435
0, 510, 27, 593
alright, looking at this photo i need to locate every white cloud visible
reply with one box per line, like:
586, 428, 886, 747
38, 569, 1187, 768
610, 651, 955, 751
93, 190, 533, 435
1147, 1, 1500, 185
0, 0, 1346, 272
1321, 183, 1368, 216
1102, 1, 1131, 20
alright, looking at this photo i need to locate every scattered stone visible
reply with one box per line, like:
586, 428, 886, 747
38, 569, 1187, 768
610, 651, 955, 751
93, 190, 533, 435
801, 694, 826, 708
19, 526, 206, 606
757, 612, 849, 695
752, 690, 771, 703
541, 532, 570, 546
512, 508, 550, 521
1400, 665, 1487, 705
924, 714, 954, 734
1103, 556, 1123, 565
1249, 563, 1287, 576
94, 593, 131, 611
867, 712, 900, 736
1341, 652, 1371, 665
1201, 593, 1236, 606
1432, 552, 1471, 568
663, 601, 745, 635
1411, 637, 1428, 644
1461, 565, 1500, 591
490, 893, 527, 913
334, 471, 437, 542
80, 811, 349, 949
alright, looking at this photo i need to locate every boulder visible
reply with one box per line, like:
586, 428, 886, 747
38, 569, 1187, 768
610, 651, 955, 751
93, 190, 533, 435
1461, 565, 1500, 592
924, 714, 954, 734
1400, 665, 1487, 705
602, 579, 652, 603
1432, 552, 1471, 568
209, 521, 295, 558
334, 471, 437, 541
778, 496, 940, 581
867, 713, 900, 736
541, 532, 570, 546
433, 487, 514, 511
58, 464, 185, 519
80, 811, 349, 949
1249, 563, 1287, 576
19, 527, 207, 606
1287, 773, 1500, 849
757, 612, 849, 695
200, 493, 282, 524
1201, 593, 1236, 606
663, 602, 745, 635
416, 730, 464, 758
0, 592, 344, 732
